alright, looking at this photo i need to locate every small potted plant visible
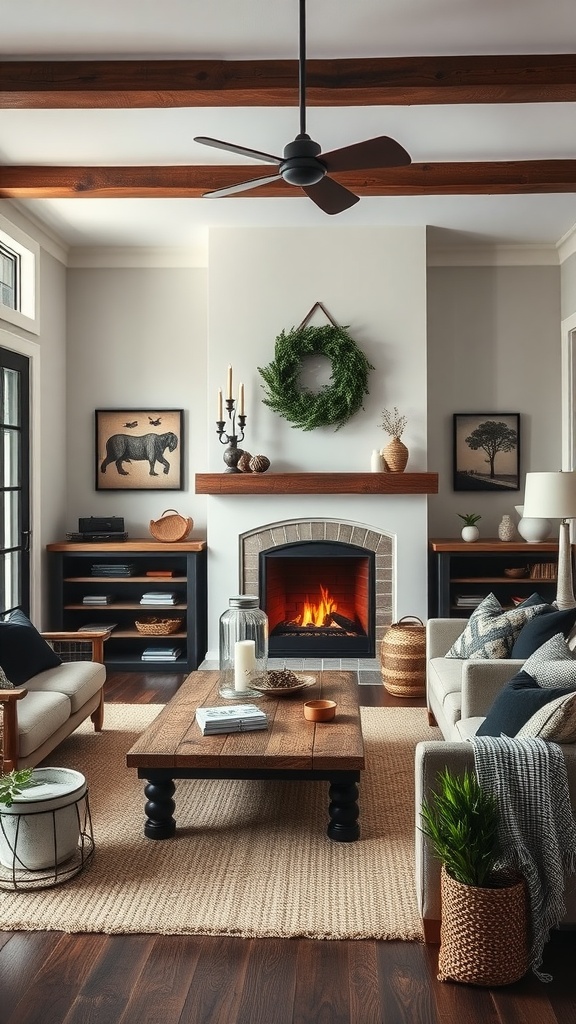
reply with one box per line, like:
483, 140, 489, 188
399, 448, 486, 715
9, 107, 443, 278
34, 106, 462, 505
458, 512, 481, 542
379, 407, 409, 473
420, 767, 528, 985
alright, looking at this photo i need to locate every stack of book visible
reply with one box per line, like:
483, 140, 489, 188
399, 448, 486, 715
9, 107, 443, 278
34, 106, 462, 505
141, 646, 182, 662
82, 594, 113, 605
91, 564, 135, 577
195, 704, 268, 736
139, 591, 178, 606
79, 622, 118, 632
454, 594, 484, 609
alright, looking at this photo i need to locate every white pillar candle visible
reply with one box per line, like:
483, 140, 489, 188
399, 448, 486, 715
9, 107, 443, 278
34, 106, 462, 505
234, 639, 255, 691
226, 364, 233, 400
238, 382, 245, 416
217, 388, 223, 420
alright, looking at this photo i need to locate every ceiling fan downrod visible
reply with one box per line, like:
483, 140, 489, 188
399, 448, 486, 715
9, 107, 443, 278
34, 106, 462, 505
280, 0, 326, 187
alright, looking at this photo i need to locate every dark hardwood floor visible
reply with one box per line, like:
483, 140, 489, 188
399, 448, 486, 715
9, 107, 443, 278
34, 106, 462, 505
0, 672, 574, 1024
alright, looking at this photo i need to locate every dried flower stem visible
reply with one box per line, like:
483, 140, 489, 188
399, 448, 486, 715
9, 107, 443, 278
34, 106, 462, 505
379, 406, 407, 438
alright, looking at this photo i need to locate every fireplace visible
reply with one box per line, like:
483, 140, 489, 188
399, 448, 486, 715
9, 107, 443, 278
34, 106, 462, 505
260, 540, 375, 658
238, 518, 393, 661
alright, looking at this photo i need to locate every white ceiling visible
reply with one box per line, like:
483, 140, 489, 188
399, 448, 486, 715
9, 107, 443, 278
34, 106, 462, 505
2, 0, 576, 250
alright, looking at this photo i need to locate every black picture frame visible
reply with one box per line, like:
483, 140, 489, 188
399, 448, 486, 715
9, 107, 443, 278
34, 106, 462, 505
453, 413, 520, 492
95, 409, 184, 491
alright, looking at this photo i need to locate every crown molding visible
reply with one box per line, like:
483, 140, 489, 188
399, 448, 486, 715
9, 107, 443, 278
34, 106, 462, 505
0, 200, 69, 265
557, 222, 576, 264
426, 244, 559, 267
67, 244, 208, 269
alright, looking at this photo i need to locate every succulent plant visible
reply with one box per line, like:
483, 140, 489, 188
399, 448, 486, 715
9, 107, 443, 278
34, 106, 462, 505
458, 513, 482, 527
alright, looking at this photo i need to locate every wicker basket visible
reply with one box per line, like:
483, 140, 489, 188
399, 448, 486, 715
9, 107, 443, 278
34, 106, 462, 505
380, 616, 426, 696
438, 867, 529, 986
149, 509, 193, 543
135, 617, 184, 636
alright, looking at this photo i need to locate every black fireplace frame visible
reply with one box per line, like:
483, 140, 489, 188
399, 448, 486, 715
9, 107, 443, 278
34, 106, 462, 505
259, 540, 376, 659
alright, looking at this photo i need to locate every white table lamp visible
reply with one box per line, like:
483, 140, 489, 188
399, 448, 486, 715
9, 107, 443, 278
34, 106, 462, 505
523, 471, 576, 609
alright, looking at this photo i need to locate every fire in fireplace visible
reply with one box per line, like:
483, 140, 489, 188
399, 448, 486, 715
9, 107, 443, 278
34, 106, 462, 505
259, 540, 376, 658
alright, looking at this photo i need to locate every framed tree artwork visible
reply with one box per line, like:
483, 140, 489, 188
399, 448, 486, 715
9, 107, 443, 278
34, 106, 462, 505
95, 409, 184, 491
453, 413, 520, 492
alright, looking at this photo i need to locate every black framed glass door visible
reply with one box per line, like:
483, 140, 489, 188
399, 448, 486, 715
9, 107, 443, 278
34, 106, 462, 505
0, 346, 30, 616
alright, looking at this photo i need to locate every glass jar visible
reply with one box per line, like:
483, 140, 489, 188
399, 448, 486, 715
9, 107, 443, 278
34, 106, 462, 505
218, 595, 268, 699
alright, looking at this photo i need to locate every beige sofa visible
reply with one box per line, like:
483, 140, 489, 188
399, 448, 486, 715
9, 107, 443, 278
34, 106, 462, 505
416, 617, 576, 941
0, 630, 108, 773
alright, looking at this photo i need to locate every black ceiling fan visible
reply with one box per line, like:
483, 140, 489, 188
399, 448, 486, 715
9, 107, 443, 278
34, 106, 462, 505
193, 0, 411, 215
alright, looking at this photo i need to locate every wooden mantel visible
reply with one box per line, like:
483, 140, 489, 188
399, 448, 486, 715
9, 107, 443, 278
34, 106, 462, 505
194, 472, 438, 495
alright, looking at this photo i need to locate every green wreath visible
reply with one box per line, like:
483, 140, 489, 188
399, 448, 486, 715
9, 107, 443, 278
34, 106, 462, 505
258, 323, 374, 431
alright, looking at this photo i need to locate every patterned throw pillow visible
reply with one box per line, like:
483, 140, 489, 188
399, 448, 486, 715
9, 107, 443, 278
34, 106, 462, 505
522, 633, 576, 689
446, 592, 548, 660
516, 691, 576, 742
0, 665, 13, 688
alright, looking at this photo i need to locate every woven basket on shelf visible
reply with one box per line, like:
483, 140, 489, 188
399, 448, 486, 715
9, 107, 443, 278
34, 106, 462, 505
135, 617, 184, 636
380, 616, 426, 696
149, 509, 193, 543
438, 867, 529, 986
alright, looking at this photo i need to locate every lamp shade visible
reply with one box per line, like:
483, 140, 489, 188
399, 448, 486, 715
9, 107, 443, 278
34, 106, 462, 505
523, 471, 576, 519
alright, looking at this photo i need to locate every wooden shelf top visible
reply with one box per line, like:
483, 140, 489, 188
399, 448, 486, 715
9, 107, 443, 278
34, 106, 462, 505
429, 538, 559, 553
195, 472, 438, 495
47, 539, 206, 552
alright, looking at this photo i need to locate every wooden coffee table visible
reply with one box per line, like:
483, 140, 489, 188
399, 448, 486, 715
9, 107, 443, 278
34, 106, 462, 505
126, 669, 365, 843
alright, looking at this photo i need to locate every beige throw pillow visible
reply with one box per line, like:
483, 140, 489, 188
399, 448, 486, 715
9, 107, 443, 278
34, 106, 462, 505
515, 691, 576, 742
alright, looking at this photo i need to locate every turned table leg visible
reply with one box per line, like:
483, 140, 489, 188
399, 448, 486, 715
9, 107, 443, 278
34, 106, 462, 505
327, 779, 360, 842
143, 778, 176, 839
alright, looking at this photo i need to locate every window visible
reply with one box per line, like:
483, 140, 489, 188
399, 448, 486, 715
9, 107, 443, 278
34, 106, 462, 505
0, 214, 39, 335
0, 242, 20, 311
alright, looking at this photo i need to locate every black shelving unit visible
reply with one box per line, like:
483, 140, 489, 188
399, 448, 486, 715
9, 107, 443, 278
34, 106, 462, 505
47, 540, 207, 672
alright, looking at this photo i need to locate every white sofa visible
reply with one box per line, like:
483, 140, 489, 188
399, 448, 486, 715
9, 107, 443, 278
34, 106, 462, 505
426, 617, 525, 740
0, 630, 108, 773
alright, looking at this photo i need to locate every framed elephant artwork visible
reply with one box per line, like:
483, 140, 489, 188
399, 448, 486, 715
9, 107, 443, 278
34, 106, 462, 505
95, 409, 184, 490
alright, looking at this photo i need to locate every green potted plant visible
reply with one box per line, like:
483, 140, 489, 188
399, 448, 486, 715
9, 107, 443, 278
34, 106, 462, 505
457, 512, 481, 542
420, 767, 528, 986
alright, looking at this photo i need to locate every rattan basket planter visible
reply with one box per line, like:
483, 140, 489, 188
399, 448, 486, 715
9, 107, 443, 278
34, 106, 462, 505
380, 616, 426, 696
135, 617, 184, 636
149, 509, 193, 543
438, 866, 529, 986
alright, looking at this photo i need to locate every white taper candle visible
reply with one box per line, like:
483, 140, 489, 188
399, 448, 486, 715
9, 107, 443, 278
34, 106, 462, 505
226, 365, 233, 400
234, 639, 255, 691
238, 382, 245, 416
217, 388, 223, 420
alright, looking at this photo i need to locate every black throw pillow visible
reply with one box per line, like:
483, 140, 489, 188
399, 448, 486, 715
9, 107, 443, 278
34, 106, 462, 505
476, 669, 576, 737
0, 609, 62, 685
511, 605, 576, 659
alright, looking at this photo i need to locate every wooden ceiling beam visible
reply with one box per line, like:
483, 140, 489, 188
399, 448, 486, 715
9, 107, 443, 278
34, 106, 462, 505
2, 161, 576, 198
1, 55, 576, 108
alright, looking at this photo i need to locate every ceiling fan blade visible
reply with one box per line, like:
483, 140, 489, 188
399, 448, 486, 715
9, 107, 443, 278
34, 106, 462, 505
194, 136, 281, 165
321, 136, 411, 172
201, 173, 283, 199
302, 176, 360, 216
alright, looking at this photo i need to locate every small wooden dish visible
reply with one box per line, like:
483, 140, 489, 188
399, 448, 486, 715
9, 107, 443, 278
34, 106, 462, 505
304, 699, 337, 722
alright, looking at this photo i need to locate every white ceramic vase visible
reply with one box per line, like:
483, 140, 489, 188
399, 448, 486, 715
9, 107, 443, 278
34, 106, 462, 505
0, 767, 86, 871
514, 505, 552, 543
461, 525, 480, 542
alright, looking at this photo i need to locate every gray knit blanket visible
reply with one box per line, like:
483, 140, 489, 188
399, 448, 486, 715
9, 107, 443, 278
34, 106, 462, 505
470, 734, 576, 981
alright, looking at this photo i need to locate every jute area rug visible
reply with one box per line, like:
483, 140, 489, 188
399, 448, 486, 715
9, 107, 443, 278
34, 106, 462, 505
0, 704, 440, 940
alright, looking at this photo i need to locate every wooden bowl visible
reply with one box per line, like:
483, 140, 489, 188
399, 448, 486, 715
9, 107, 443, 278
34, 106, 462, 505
304, 699, 337, 722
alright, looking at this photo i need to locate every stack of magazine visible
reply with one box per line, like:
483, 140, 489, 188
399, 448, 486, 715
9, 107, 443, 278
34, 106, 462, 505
195, 704, 268, 736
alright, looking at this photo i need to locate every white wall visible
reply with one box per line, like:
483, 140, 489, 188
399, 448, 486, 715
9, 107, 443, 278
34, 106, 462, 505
204, 226, 429, 656
66, 267, 208, 537
427, 264, 561, 539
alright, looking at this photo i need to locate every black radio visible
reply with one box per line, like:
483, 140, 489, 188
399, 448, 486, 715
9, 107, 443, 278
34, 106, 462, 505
79, 516, 125, 534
